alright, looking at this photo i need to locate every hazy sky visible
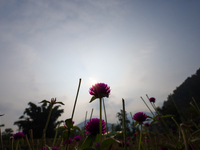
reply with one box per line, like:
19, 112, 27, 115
0, 0, 200, 132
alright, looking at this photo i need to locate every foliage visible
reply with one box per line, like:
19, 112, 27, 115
14, 102, 64, 138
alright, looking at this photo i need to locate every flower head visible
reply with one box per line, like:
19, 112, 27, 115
13, 132, 25, 139
144, 122, 150, 127
50, 98, 56, 105
96, 142, 100, 147
127, 137, 131, 140
149, 97, 156, 103
160, 147, 168, 150
52, 147, 59, 150
74, 136, 81, 142
64, 138, 72, 144
89, 83, 110, 99
118, 141, 130, 147
85, 118, 106, 135
133, 133, 137, 136
172, 130, 176, 134
133, 112, 147, 124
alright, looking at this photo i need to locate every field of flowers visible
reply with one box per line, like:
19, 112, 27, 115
1, 79, 200, 150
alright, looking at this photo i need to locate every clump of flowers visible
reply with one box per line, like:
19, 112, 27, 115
149, 97, 156, 103
64, 138, 72, 144
85, 118, 106, 135
133, 112, 147, 124
13, 132, 25, 139
118, 141, 130, 147
89, 83, 111, 99
74, 136, 81, 142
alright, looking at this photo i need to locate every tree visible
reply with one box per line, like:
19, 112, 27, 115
2, 128, 14, 139
116, 110, 131, 135
14, 102, 64, 138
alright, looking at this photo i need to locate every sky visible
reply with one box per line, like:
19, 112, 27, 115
0, 0, 200, 133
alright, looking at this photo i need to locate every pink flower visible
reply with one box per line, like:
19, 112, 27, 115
133, 112, 147, 124
50, 98, 56, 105
89, 83, 110, 99
74, 136, 81, 142
149, 97, 156, 103
13, 132, 25, 139
85, 118, 106, 135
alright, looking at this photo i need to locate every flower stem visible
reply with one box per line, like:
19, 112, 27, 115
15, 139, 19, 150
71, 78, 81, 120
103, 98, 109, 136
122, 99, 127, 150
41, 104, 53, 148
90, 108, 94, 120
140, 97, 155, 117
99, 98, 102, 142
138, 124, 142, 150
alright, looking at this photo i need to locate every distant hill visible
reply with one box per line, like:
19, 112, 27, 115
157, 68, 200, 128
162, 68, 200, 112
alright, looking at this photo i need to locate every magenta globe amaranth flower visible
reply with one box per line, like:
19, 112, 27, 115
13, 132, 25, 139
144, 122, 150, 127
64, 138, 72, 144
85, 118, 106, 135
133, 112, 147, 124
74, 136, 81, 142
149, 97, 156, 103
96, 142, 100, 147
89, 83, 111, 99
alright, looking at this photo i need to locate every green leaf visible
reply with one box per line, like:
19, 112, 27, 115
162, 114, 175, 118
39, 100, 50, 104
100, 138, 117, 150
134, 121, 139, 127
73, 126, 81, 131
190, 137, 200, 142
57, 126, 66, 131
147, 115, 153, 119
65, 118, 73, 128
62, 130, 69, 141
55, 101, 65, 105
81, 134, 97, 149
19, 138, 24, 144
150, 120, 158, 125
89, 96, 97, 103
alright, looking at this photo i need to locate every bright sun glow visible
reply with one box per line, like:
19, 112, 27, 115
90, 77, 98, 86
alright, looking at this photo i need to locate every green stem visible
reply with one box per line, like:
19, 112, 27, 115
0, 127, 3, 150
140, 97, 155, 117
25, 135, 32, 150
170, 94, 185, 122
192, 97, 200, 114
90, 108, 94, 120
180, 124, 189, 150
15, 139, 19, 150
138, 124, 143, 150
84, 111, 88, 138
122, 99, 127, 150
71, 78, 81, 120
41, 104, 53, 147
103, 98, 109, 136
99, 98, 102, 142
